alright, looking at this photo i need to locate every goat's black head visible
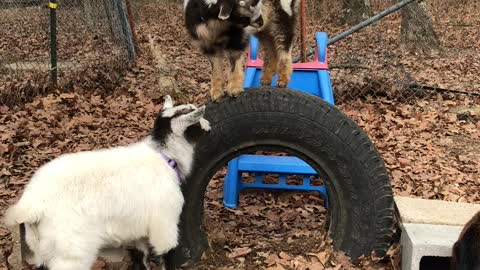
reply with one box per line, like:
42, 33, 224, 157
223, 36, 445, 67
152, 95, 211, 145
217, 0, 263, 28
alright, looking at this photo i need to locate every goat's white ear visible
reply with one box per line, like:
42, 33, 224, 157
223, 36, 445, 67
218, 0, 233, 20
164, 95, 174, 109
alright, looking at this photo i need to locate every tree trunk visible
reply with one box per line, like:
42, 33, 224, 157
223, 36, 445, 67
83, 0, 95, 27
341, 0, 373, 25
400, 1, 440, 52
147, 35, 180, 99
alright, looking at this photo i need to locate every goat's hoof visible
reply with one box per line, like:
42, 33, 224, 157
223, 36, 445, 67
277, 81, 288, 88
227, 88, 243, 97
260, 79, 272, 87
210, 92, 225, 102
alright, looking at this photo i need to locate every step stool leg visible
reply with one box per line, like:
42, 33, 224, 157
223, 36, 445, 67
318, 184, 329, 209
223, 158, 241, 208
318, 70, 335, 105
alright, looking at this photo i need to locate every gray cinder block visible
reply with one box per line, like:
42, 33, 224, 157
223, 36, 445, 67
400, 223, 463, 270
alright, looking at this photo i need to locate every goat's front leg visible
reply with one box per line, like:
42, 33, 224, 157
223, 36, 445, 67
226, 50, 245, 97
208, 54, 225, 101
128, 247, 150, 270
259, 36, 278, 86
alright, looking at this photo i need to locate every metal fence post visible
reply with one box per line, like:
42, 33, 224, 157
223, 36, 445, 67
125, 0, 139, 53
49, 0, 58, 86
116, 0, 136, 63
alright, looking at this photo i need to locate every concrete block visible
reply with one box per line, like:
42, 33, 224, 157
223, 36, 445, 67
400, 223, 463, 270
395, 196, 480, 270
394, 196, 480, 226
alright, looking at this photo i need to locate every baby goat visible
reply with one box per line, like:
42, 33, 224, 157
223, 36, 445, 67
3, 96, 211, 270
184, 0, 298, 101
451, 211, 480, 270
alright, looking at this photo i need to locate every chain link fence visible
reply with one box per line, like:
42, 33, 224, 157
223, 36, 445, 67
3, 0, 478, 104
0, 0, 136, 105
302, 0, 480, 103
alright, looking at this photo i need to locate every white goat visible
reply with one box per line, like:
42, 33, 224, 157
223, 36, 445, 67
3, 96, 211, 270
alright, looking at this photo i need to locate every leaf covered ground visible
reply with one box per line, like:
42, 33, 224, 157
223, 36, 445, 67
1, 1, 479, 269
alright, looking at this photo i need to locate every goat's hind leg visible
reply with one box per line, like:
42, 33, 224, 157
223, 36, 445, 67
272, 20, 295, 88
226, 50, 245, 97
275, 46, 293, 88
128, 239, 159, 270
46, 240, 99, 270
45, 232, 100, 270
128, 248, 150, 270
48, 252, 97, 270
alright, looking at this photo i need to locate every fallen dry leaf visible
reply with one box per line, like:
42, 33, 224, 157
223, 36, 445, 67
228, 247, 252, 259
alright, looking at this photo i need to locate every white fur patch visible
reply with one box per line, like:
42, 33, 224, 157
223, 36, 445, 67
163, 95, 173, 109
200, 118, 211, 131
162, 104, 196, 118
252, 0, 262, 20
280, 0, 293, 16
204, 0, 218, 6
162, 135, 195, 175
218, 5, 230, 20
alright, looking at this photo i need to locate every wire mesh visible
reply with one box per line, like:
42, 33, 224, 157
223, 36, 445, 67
302, 0, 479, 103
0, 0, 135, 105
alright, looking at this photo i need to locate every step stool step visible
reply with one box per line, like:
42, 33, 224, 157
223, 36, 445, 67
400, 223, 462, 270
236, 154, 316, 175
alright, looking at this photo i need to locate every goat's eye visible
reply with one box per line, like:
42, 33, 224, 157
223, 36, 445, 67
178, 108, 194, 114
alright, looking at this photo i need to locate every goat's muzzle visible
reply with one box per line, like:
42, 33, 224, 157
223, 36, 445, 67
250, 16, 263, 28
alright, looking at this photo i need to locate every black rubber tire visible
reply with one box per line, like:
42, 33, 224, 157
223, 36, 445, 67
166, 88, 395, 269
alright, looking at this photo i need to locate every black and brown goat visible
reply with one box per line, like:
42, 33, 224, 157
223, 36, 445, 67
184, 0, 298, 101
451, 211, 480, 270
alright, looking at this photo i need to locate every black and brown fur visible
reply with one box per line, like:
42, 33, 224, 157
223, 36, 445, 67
253, 0, 298, 89
451, 211, 480, 270
184, 0, 298, 101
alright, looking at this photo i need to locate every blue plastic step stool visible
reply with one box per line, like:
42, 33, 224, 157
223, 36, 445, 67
223, 32, 335, 208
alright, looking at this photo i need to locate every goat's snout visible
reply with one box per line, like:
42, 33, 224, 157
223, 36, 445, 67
251, 15, 263, 27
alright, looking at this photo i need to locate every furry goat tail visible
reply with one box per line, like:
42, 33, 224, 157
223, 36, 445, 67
3, 202, 43, 227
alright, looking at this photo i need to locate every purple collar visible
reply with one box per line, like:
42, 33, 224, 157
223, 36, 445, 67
159, 152, 182, 182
